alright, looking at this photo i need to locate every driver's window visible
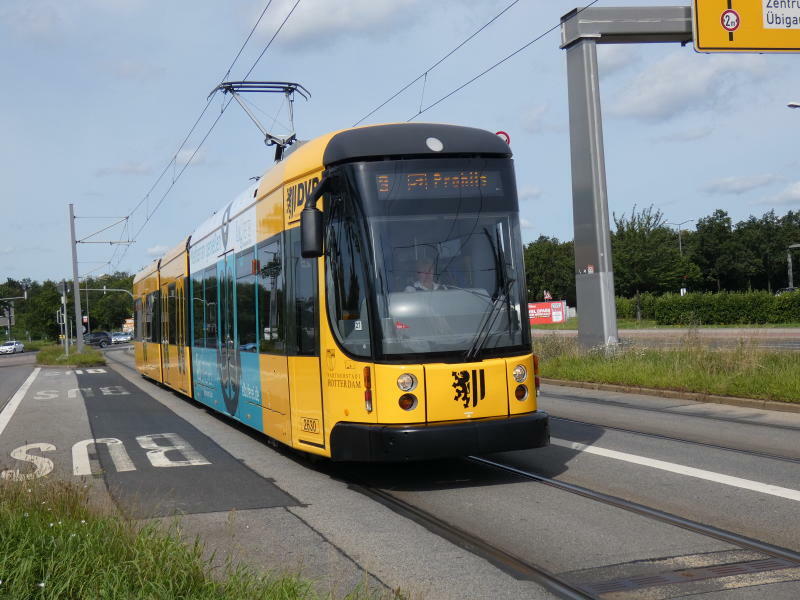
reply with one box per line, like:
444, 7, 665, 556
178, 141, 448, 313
326, 197, 371, 357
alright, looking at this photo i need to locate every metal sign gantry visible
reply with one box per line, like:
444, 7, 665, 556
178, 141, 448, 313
560, 6, 693, 348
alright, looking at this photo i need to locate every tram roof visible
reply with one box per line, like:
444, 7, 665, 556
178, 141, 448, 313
322, 123, 512, 165
133, 258, 160, 284
159, 237, 190, 268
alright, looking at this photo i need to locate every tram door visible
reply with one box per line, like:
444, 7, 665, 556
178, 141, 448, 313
175, 278, 189, 394
218, 252, 241, 418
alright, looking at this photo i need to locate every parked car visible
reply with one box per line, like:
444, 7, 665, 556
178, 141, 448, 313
112, 332, 132, 344
84, 331, 112, 348
775, 287, 797, 296
0, 340, 24, 354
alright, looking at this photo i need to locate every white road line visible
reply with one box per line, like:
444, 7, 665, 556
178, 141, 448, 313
552, 438, 800, 503
0, 368, 41, 438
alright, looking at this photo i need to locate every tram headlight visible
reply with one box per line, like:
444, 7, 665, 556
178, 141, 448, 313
399, 393, 418, 411
512, 365, 527, 383
397, 373, 418, 392
515, 384, 528, 401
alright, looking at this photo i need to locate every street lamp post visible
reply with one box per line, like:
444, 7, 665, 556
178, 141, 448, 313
666, 219, 694, 255
788, 243, 800, 289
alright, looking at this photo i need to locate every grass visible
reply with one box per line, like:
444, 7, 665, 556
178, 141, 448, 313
534, 334, 800, 403
0, 478, 397, 600
35, 345, 106, 367
531, 318, 800, 330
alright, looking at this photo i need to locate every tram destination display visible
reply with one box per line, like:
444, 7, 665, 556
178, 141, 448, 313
375, 170, 504, 199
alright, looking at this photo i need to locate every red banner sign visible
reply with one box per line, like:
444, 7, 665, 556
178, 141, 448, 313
528, 301, 567, 324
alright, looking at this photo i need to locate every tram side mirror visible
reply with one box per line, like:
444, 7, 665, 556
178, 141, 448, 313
301, 206, 323, 258
301, 174, 332, 258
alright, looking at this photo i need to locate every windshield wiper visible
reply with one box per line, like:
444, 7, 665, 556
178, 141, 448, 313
464, 227, 514, 362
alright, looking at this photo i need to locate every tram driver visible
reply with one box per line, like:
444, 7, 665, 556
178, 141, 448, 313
405, 258, 447, 292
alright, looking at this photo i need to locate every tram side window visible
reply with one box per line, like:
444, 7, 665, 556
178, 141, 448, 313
192, 272, 204, 347
325, 198, 371, 357
204, 266, 217, 349
153, 291, 162, 344
236, 248, 257, 352
144, 293, 152, 342
133, 298, 142, 342
168, 283, 177, 345
258, 238, 285, 353
289, 229, 317, 355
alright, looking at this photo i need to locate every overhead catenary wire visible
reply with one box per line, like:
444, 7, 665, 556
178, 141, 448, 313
352, 0, 523, 127
113, 0, 301, 270
408, 0, 601, 121
121, 1, 276, 225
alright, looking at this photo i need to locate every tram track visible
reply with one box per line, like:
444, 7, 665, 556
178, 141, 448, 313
468, 455, 800, 566
350, 480, 599, 600
549, 415, 800, 465
349, 454, 800, 599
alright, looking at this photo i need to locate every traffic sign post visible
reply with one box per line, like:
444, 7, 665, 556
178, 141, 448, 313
693, 0, 800, 52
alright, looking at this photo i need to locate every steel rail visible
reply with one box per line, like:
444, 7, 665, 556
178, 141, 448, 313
350, 482, 598, 600
468, 456, 800, 566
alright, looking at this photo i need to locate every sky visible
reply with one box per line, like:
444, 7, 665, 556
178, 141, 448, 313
2, 0, 800, 283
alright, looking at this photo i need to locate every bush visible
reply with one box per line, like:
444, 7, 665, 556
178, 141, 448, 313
615, 292, 662, 321
614, 291, 800, 325
616, 297, 635, 319
651, 291, 799, 325
772, 290, 800, 323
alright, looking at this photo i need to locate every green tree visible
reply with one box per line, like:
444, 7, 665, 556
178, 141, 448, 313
734, 211, 787, 292
523, 236, 576, 305
612, 206, 698, 309
82, 272, 134, 332
690, 209, 757, 291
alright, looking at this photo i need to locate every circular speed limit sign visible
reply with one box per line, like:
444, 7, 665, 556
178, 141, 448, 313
721, 9, 740, 32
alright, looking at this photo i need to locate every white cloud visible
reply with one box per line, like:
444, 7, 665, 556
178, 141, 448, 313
521, 104, 550, 135
608, 51, 769, 122
258, 0, 422, 48
146, 244, 169, 257
0, 2, 66, 36
766, 182, 800, 206
175, 148, 206, 167
110, 60, 165, 82
597, 45, 639, 77
519, 217, 534, 229
652, 126, 714, 143
519, 186, 542, 202
94, 162, 152, 177
703, 174, 781, 195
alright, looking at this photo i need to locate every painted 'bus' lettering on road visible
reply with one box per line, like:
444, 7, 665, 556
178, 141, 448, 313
1, 443, 55, 481
136, 433, 211, 467
72, 438, 135, 476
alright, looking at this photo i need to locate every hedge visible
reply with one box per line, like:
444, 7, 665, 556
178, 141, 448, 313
615, 291, 800, 325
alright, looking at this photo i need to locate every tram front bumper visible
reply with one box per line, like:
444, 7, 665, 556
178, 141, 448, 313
329, 411, 549, 462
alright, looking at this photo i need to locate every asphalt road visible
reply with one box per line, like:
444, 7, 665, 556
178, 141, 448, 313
0, 350, 37, 411
1, 347, 798, 598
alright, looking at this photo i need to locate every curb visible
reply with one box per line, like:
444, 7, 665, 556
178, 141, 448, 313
540, 378, 800, 415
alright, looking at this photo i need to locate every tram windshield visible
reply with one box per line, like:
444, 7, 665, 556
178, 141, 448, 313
338, 157, 529, 361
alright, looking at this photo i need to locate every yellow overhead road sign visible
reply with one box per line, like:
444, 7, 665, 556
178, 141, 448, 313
693, 0, 800, 52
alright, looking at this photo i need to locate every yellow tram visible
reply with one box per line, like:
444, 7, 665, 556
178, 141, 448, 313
133, 123, 549, 461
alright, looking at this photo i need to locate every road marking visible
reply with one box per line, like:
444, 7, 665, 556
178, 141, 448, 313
552, 438, 800, 503
73, 438, 136, 476
0, 367, 40, 438
136, 433, 211, 467
1, 443, 55, 480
